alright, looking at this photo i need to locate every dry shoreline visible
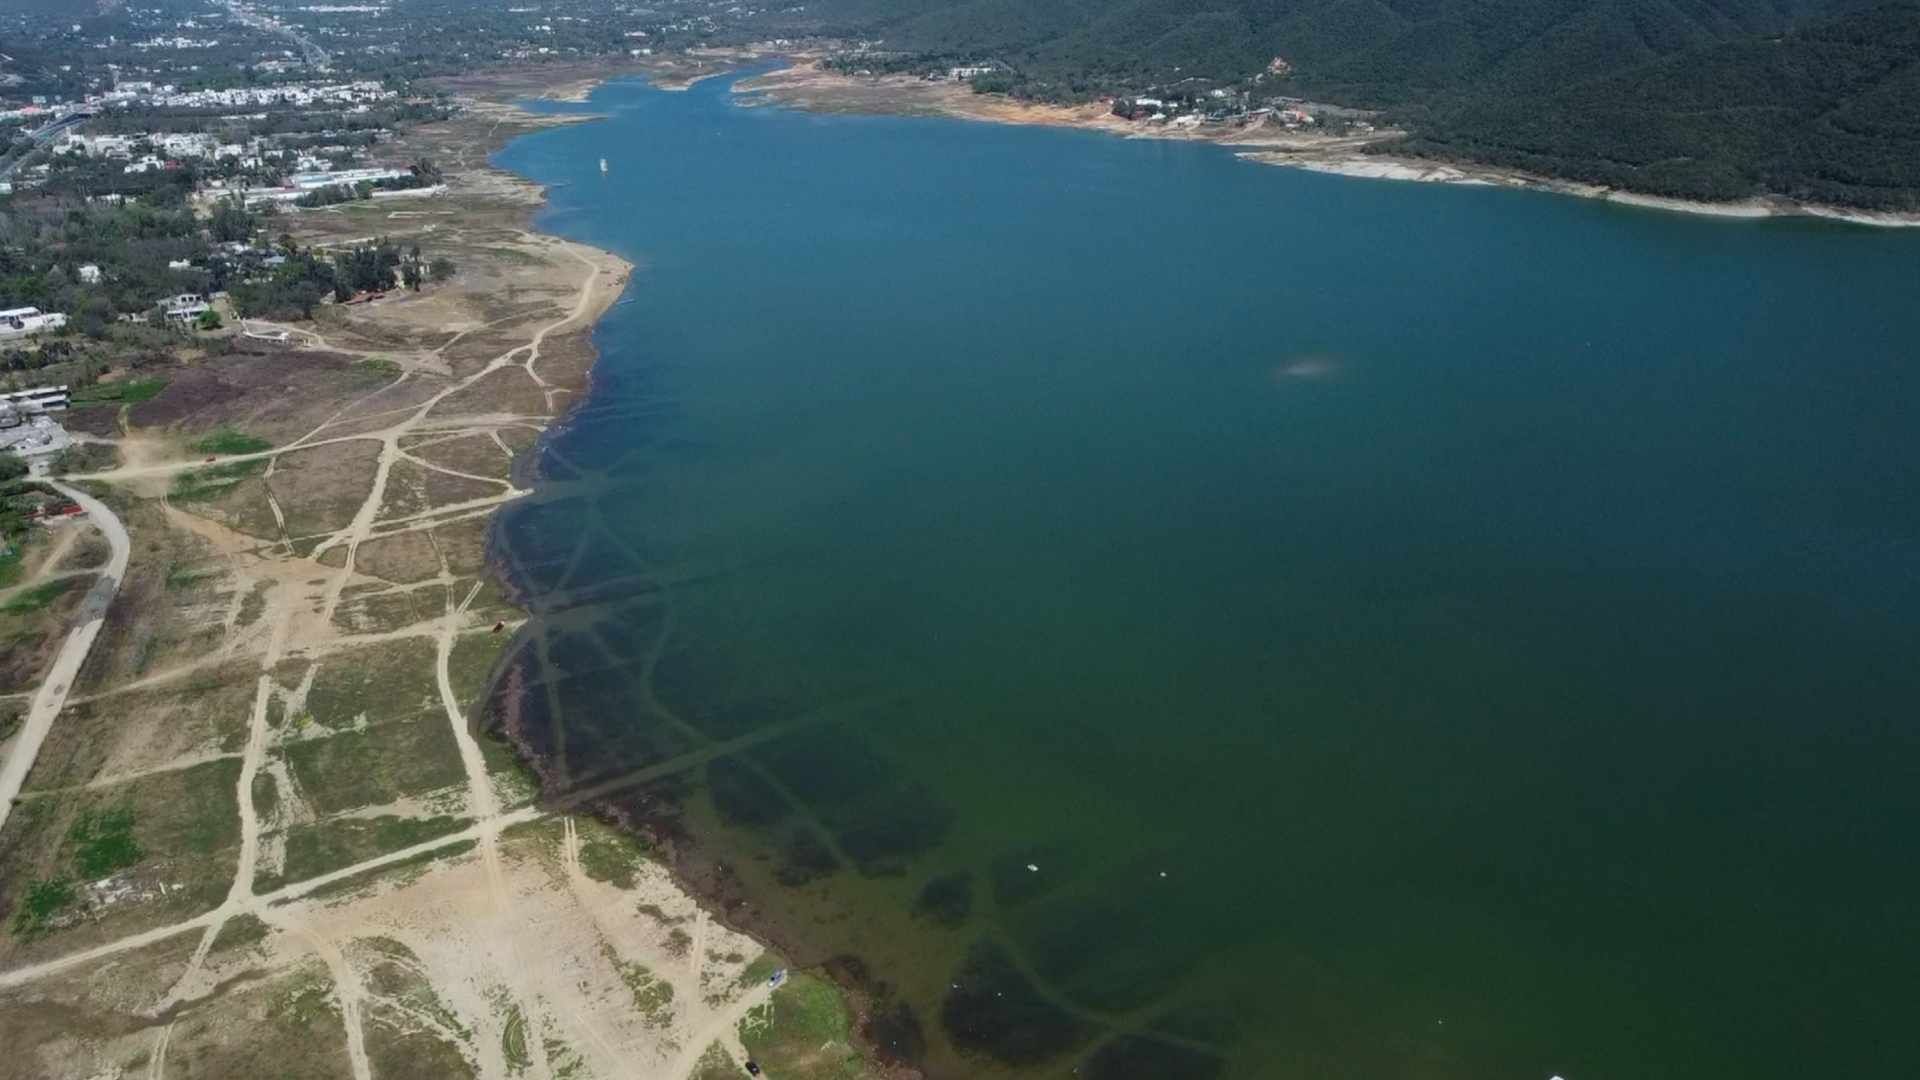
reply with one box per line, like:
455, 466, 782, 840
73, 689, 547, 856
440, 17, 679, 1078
443, 60, 929, 1078
0, 58, 809, 1080
450, 59, 949, 1080
738, 59, 1920, 229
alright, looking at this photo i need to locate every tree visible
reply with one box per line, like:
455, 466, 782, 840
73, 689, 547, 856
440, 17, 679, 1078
209, 196, 255, 244
428, 256, 456, 283
75, 295, 111, 339
196, 308, 223, 331
401, 260, 422, 292
0, 450, 27, 483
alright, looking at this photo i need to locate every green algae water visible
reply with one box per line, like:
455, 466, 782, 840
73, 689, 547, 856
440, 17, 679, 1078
489, 72, 1920, 1080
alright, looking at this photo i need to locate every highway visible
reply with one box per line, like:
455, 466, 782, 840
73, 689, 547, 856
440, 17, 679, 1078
220, 1, 330, 69
0, 111, 90, 181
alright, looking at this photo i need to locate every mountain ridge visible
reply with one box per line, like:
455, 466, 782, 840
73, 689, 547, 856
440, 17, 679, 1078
783, 0, 1920, 208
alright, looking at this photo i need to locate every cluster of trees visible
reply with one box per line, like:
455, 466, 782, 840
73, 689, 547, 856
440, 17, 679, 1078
1389, 1, 1920, 210
230, 237, 454, 319
784, 0, 1920, 208
0, 188, 214, 331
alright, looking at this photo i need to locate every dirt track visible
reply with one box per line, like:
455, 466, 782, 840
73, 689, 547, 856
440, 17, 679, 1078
0, 481, 131, 832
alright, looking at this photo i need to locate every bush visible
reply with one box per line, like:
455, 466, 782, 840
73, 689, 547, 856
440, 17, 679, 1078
190, 429, 271, 455
10, 878, 75, 936
68, 806, 144, 879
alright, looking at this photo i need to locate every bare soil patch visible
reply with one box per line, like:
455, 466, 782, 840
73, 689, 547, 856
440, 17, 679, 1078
268, 439, 383, 539
352, 531, 442, 584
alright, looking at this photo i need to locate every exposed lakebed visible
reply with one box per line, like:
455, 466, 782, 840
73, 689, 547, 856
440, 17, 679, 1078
487, 71, 1920, 1079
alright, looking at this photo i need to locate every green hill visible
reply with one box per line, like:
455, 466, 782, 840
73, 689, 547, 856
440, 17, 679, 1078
1398, 2, 1920, 208
787, 0, 1920, 208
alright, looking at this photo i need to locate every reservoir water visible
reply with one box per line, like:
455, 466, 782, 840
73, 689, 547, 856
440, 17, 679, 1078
489, 71, 1920, 1079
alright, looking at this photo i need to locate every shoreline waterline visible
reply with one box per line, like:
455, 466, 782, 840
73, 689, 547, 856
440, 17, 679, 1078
737, 58, 1920, 228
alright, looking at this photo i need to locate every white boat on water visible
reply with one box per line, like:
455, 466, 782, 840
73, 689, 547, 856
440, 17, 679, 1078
599, 157, 608, 174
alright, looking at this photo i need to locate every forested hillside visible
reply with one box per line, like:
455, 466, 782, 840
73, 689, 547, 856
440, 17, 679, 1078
783, 0, 1920, 208
1400, 2, 1920, 206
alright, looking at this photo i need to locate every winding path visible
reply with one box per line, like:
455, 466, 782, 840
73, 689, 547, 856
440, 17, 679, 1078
0, 481, 132, 832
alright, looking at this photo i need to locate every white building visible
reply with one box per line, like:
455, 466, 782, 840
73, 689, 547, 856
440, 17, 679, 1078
287, 166, 409, 190
0, 307, 68, 340
66, 132, 137, 159
0, 385, 70, 413
77, 264, 102, 284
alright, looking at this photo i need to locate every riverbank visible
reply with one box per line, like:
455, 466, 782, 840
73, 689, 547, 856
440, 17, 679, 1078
737, 58, 1920, 228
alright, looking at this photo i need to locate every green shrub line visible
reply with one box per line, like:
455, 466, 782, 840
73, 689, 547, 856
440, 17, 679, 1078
169, 458, 266, 502
2, 576, 82, 614
189, 429, 273, 455
71, 377, 168, 405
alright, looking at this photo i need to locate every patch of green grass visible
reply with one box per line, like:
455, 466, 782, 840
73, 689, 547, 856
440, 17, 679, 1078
364, 940, 473, 1044
170, 458, 266, 502
174, 759, 245, 855
286, 837, 477, 902
0, 708, 19, 742
163, 561, 221, 590
689, 1042, 738, 1080
637, 901, 689, 927
301, 639, 440, 730
68, 805, 144, 879
740, 951, 785, 989
0, 549, 23, 589
500, 1003, 532, 1075
190, 429, 273, 455
268, 973, 340, 1027
576, 826, 647, 890
3, 576, 81, 614
447, 632, 509, 713
252, 769, 281, 822
739, 973, 870, 1080
606, 950, 675, 1026
236, 581, 270, 627
210, 913, 271, 955
72, 377, 168, 405
544, 1036, 586, 1080
49, 442, 118, 475
280, 814, 470, 885
282, 714, 467, 816
9, 877, 75, 937
356, 358, 401, 379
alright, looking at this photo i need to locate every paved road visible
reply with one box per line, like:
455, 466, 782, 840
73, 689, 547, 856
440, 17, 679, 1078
0, 113, 88, 182
0, 481, 132, 830
221, 1, 330, 68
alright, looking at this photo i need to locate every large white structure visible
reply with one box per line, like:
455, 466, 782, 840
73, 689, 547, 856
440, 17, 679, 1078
0, 385, 70, 413
288, 166, 410, 190
0, 308, 69, 340
0, 386, 74, 462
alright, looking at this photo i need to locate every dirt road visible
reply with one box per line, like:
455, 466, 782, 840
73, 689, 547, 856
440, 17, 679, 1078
0, 480, 131, 832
